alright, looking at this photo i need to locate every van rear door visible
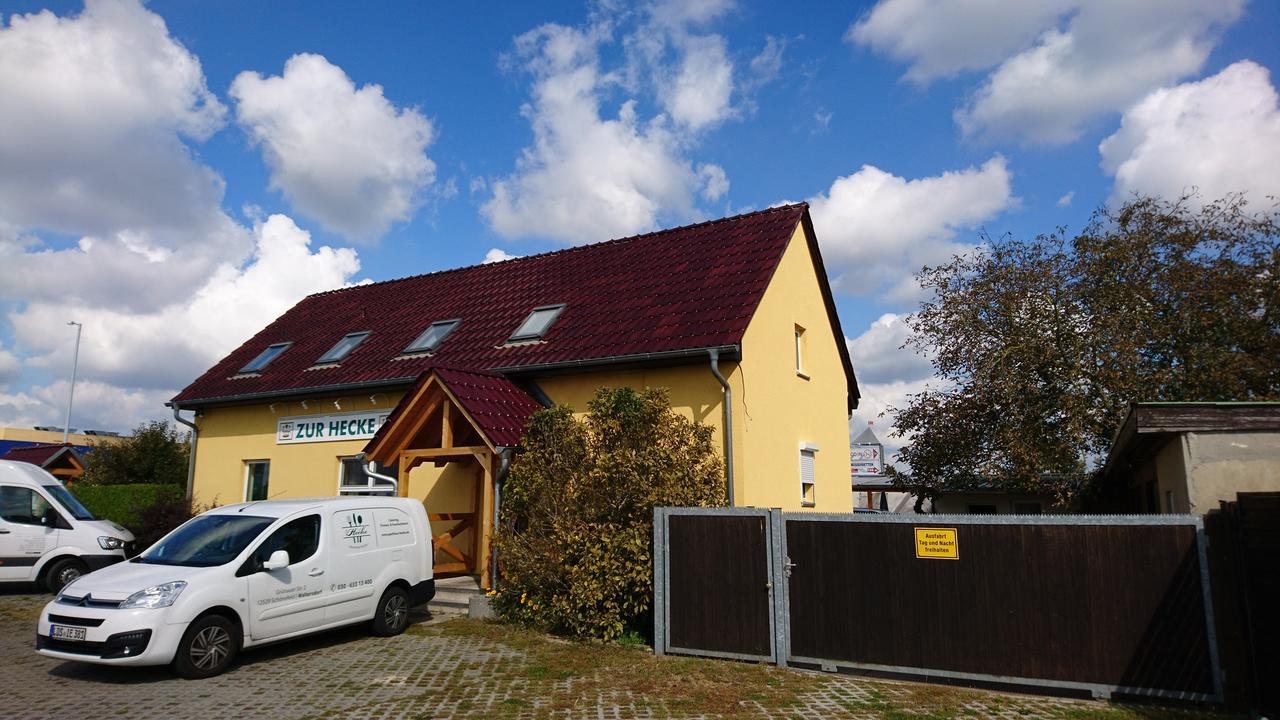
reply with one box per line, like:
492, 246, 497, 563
325, 506, 418, 624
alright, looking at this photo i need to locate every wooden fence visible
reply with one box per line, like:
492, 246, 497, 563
654, 508, 1221, 702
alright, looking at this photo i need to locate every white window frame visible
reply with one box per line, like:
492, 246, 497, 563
404, 319, 460, 355
239, 342, 292, 374
794, 324, 809, 379
799, 443, 819, 507
507, 304, 566, 343
244, 460, 271, 502
316, 331, 370, 365
337, 455, 397, 495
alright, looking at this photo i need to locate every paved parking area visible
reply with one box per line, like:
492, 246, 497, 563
0, 587, 1224, 719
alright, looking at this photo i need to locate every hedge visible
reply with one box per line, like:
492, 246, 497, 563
72, 483, 184, 531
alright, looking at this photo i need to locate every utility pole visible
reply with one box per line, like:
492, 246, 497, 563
63, 321, 82, 444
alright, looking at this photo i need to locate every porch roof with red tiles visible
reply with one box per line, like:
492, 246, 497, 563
172, 203, 857, 410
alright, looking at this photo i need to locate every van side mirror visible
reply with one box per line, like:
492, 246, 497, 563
43, 506, 68, 529
262, 549, 290, 571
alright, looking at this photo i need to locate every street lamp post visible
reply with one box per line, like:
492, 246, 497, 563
63, 321, 82, 444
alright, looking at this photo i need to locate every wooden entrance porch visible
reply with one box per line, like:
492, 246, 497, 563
362, 368, 542, 589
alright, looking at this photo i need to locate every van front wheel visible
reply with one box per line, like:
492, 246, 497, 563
173, 615, 239, 679
372, 586, 410, 637
43, 558, 87, 593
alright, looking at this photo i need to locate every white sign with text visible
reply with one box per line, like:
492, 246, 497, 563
276, 411, 391, 445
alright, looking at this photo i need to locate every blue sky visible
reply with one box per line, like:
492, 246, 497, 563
1, 0, 1278, 442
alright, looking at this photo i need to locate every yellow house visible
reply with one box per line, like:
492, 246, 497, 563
170, 204, 860, 586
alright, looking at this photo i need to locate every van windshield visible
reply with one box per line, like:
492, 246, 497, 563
41, 484, 95, 521
136, 515, 275, 567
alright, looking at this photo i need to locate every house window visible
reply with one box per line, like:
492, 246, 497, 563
316, 331, 370, 364
338, 456, 397, 495
240, 342, 291, 373
508, 304, 566, 342
245, 461, 270, 501
404, 319, 460, 354
799, 446, 817, 507
1165, 490, 1175, 514
795, 325, 808, 378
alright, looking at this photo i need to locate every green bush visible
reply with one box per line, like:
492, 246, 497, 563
72, 483, 184, 530
493, 387, 725, 640
80, 420, 188, 486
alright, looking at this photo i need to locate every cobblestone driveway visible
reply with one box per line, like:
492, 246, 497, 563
0, 587, 1222, 719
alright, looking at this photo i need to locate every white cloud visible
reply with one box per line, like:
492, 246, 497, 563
1056, 191, 1075, 207
482, 21, 726, 244
851, 0, 1245, 145
0, 341, 20, 386
0, 0, 246, 283
806, 157, 1014, 300
232, 53, 437, 242
0, 2, 367, 432
847, 314, 932, 386
483, 248, 519, 264
1100, 61, 1280, 206
747, 36, 787, 89
9, 216, 360, 393
484, 1, 750, 244
660, 33, 734, 131
849, 0, 1064, 83
846, 314, 944, 469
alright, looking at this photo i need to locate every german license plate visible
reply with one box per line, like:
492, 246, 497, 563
50, 625, 86, 642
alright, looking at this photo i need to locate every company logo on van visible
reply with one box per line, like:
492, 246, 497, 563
342, 512, 371, 549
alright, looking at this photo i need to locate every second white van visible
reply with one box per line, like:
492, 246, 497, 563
35, 496, 435, 678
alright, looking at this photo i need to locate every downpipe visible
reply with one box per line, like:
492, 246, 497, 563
171, 406, 198, 502
490, 447, 516, 589
708, 349, 735, 507
360, 456, 399, 495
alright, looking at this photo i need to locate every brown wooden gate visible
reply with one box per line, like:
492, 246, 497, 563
1206, 492, 1280, 715
654, 508, 777, 661
785, 515, 1217, 700
654, 509, 1221, 702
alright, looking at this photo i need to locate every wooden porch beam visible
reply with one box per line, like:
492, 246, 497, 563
402, 446, 489, 460
441, 402, 453, 449
478, 455, 496, 590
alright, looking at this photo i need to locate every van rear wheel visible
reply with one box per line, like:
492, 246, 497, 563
371, 586, 410, 637
43, 558, 87, 593
173, 615, 239, 679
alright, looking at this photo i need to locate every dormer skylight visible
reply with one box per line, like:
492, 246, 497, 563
508, 304, 566, 343
405, 319, 460, 355
239, 342, 291, 373
316, 331, 370, 364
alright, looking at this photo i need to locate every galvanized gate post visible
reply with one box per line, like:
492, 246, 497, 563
768, 508, 790, 667
653, 506, 668, 656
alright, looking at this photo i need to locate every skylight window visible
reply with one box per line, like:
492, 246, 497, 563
316, 331, 370, 364
405, 319, 460, 354
239, 342, 291, 373
508, 304, 565, 342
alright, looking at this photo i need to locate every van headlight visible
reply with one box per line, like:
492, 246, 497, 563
98, 536, 125, 551
119, 581, 187, 609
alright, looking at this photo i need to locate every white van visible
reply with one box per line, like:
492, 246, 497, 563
0, 460, 135, 592
35, 496, 435, 678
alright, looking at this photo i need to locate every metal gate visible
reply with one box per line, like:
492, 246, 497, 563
654, 509, 1222, 702
653, 507, 781, 662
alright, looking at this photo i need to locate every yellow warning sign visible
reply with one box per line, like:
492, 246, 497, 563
914, 527, 959, 559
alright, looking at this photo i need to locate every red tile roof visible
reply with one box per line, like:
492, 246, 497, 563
364, 368, 544, 452
434, 368, 545, 448
173, 203, 857, 410
2, 443, 78, 467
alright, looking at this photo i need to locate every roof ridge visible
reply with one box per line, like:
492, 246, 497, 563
308, 203, 809, 298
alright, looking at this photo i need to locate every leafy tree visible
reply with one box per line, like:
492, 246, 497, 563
492, 387, 725, 640
892, 194, 1280, 505
81, 420, 189, 486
